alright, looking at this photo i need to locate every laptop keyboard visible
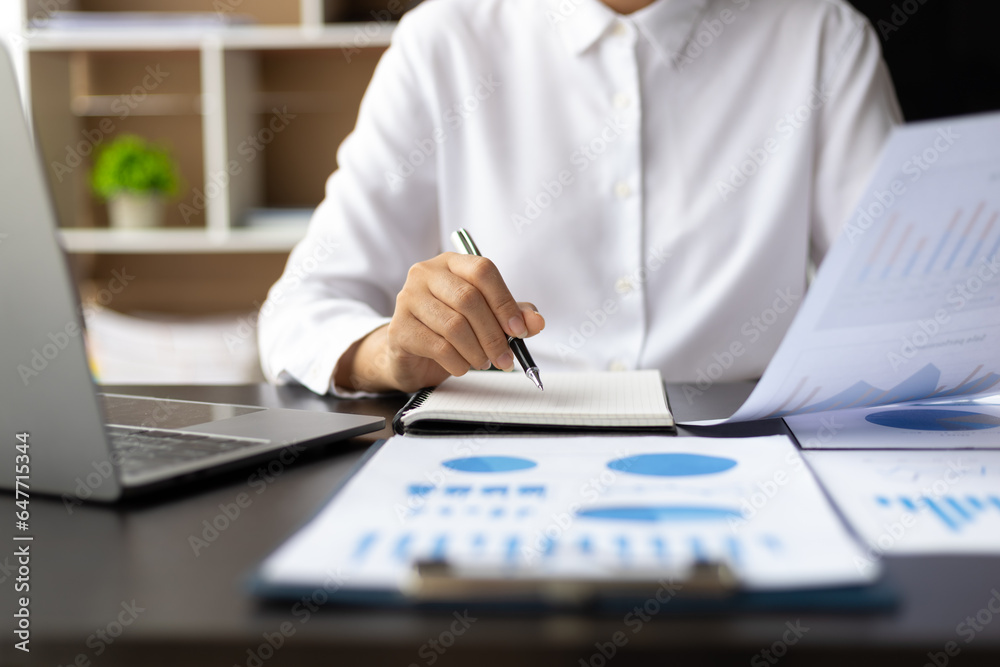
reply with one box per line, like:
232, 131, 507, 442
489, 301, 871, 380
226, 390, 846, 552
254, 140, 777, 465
107, 426, 270, 475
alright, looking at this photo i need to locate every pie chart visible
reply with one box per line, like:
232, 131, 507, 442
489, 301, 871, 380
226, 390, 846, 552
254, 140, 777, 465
608, 453, 737, 477
442, 456, 537, 473
865, 409, 1000, 432
576, 506, 742, 522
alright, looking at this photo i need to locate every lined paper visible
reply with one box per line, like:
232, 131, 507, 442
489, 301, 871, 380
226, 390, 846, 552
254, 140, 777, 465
402, 370, 673, 428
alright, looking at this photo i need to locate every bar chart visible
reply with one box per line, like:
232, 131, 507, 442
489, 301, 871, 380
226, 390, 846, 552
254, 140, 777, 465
875, 494, 1000, 533
806, 450, 1000, 553
818, 168, 1000, 331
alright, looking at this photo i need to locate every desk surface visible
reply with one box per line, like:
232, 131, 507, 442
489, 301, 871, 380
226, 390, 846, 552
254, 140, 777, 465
3, 383, 999, 666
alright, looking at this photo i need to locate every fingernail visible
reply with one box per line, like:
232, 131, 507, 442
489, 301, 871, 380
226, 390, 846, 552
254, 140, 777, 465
535, 311, 545, 331
496, 352, 514, 371
479, 360, 493, 371
508, 316, 527, 338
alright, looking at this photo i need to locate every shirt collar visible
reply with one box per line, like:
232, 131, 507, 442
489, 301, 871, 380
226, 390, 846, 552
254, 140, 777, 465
546, 0, 709, 63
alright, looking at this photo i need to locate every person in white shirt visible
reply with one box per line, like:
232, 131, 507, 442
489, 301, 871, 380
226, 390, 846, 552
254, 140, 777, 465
258, 0, 902, 396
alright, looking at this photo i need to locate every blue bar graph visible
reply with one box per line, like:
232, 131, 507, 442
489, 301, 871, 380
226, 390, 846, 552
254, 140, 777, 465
651, 536, 667, 560
943, 203, 983, 271
353, 532, 378, 561
901, 237, 927, 278
965, 212, 997, 267
924, 209, 961, 274
394, 534, 413, 561
878, 495, 1000, 533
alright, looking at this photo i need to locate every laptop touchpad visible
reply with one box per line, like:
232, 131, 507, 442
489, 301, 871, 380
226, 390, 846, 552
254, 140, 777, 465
98, 394, 264, 429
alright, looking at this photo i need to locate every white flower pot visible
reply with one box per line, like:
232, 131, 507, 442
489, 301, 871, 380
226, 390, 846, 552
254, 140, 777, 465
108, 193, 165, 229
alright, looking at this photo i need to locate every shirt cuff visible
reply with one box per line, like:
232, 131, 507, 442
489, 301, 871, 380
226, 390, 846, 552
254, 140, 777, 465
297, 315, 392, 397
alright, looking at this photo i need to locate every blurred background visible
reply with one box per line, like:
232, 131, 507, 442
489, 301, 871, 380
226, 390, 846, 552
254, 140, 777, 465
1, 0, 998, 385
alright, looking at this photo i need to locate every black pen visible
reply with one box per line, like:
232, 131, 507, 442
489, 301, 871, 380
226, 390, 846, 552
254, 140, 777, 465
450, 228, 543, 391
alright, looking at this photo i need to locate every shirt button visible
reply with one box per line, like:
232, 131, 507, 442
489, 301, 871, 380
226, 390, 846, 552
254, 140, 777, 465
614, 277, 634, 294
608, 361, 628, 372
613, 93, 631, 109
614, 182, 632, 199
612, 21, 628, 37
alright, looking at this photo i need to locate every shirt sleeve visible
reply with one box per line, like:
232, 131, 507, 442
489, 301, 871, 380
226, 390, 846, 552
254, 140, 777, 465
257, 11, 444, 396
811, 9, 903, 267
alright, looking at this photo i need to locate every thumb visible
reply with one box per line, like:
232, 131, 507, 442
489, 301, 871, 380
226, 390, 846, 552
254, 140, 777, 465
517, 302, 545, 337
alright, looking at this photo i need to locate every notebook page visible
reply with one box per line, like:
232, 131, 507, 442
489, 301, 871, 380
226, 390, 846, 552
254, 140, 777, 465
404, 370, 672, 426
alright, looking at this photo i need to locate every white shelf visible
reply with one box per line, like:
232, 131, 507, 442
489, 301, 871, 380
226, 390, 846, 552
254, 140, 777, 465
18, 3, 390, 261
59, 227, 308, 254
26, 24, 394, 51
70, 93, 203, 117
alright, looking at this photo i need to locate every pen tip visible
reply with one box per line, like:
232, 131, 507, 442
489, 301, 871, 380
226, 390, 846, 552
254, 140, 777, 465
527, 368, 543, 391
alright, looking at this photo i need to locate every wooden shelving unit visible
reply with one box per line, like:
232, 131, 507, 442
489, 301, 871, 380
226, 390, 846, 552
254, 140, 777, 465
4, 0, 401, 311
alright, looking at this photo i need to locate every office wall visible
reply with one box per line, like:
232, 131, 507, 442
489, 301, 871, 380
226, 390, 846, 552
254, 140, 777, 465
848, 0, 1000, 120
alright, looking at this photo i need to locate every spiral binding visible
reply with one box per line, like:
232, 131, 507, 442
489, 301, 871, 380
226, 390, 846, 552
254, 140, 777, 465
406, 387, 435, 411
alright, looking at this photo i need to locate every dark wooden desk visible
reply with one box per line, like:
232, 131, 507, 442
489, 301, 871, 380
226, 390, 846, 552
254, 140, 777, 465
3, 383, 999, 666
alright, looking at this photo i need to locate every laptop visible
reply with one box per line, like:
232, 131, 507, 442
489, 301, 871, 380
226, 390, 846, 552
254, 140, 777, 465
0, 44, 384, 502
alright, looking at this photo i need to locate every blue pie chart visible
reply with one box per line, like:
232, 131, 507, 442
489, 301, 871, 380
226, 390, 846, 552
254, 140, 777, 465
577, 506, 741, 522
608, 453, 737, 477
442, 456, 537, 473
865, 409, 1000, 432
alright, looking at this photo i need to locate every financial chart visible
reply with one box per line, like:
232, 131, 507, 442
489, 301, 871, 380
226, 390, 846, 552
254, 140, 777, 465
258, 436, 874, 594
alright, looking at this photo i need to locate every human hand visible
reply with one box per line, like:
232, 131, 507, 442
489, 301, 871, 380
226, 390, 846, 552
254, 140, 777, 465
337, 252, 544, 393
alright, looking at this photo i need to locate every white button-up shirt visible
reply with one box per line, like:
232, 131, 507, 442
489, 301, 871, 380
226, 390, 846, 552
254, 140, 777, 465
258, 0, 902, 396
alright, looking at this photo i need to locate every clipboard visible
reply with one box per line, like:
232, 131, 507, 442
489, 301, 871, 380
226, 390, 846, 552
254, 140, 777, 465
250, 438, 898, 614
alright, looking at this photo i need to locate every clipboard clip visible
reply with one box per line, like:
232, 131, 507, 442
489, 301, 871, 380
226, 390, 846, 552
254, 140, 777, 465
406, 559, 739, 605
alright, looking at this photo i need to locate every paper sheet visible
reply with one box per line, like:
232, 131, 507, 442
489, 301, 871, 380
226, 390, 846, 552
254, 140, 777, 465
258, 435, 875, 595
787, 401, 1000, 449
684, 113, 1000, 425
805, 450, 1000, 556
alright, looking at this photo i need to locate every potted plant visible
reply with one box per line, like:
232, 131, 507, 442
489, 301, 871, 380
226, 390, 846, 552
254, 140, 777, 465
90, 134, 181, 229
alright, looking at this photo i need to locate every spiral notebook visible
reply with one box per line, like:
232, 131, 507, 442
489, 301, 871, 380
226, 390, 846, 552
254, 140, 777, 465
392, 370, 675, 435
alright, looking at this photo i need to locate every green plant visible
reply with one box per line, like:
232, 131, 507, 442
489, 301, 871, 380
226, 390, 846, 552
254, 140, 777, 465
90, 134, 182, 200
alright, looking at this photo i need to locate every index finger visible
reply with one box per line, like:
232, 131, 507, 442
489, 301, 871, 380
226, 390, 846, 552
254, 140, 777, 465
446, 253, 528, 339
